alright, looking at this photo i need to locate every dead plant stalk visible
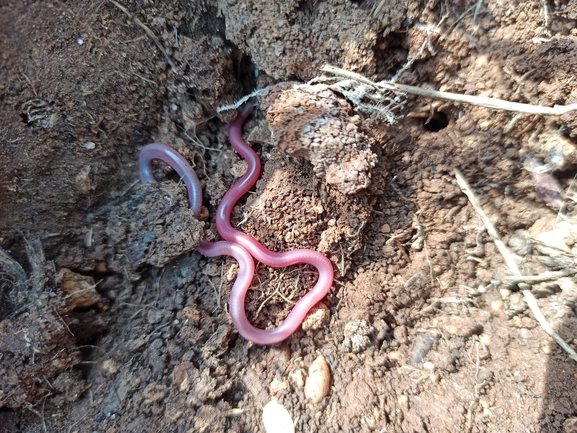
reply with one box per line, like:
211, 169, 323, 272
321, 65, 577, 116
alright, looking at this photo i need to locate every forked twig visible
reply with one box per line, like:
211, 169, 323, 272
454, 168, 577, 362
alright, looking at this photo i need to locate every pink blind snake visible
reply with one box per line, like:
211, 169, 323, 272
138, 103, 334, 345
139, 142, 203, 218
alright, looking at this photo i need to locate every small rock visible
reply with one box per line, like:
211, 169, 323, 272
269, 378, 289, 395
289, 369, 306, 388
142, 383, 167, 404
531, 283, 561, 298
507, 292, 528, 315
512, 315, 537, 329
507, 230, 533, 256
230, 160, 248, 178
519, 328, 532, 339
267, 343, 291, 365
560, 278, 577, 295
262, 399, 294, 433
491, 299, 504, 312
173, 361, 194, 391
59, 268, 101, 310
408, 331, 439, 364
101, 359, 118, 376
164, 404, 183, 421
147, 309, 165, 325
302, 304, 330, 331
479, 333, 491, 346
393, 325, 409, 344
442, 316, 483, 337
343, 320, 375, 353
564, 417, 577, 433
380, 223, 391, 234
477, 367, 494, 383
422, 361, 435, 370
182, 306, 201, 326
382, 245, 396, 258
304, 355, 331, 404
387, 350, 404, 364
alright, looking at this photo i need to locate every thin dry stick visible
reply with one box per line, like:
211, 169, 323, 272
108, 0, 177, 72
454, 168, 577, 362
321, 65, 577, 116
501, 269, 576, 284
465, 337, 483, 433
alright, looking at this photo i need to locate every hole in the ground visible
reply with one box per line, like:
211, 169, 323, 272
423, 111, 449, 132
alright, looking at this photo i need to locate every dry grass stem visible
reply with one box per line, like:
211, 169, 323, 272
454, 168, 577, 363
321, 65, 577, 116
501, 269, 576, 284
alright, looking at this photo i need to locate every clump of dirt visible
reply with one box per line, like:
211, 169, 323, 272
240, 144, 373, 275
258, 83, 378, 195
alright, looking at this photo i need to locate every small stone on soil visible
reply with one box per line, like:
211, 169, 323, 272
343, 320, 375, 353
59, 268, 101, 310
302, 303, 330, 331
262, 399, 294, 433
304, 355, 331, 404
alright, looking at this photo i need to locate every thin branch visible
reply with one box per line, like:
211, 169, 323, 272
501, 269, 576, 284
454, 168, 577, 363
321, 65, 577, 116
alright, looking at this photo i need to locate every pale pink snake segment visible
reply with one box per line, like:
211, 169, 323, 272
139, 103, 334, 345
139, 142, 203, 218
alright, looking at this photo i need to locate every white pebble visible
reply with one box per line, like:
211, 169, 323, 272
84, 141, 96, 150
262, 399, 294, 433
77, 38, 84, 45
304, 355, 331, 403
422, 361, 435, 370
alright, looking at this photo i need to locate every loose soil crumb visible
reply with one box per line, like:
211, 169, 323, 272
1, 1, 577, 433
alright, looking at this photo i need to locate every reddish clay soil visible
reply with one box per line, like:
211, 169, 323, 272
1, 1, 577, 432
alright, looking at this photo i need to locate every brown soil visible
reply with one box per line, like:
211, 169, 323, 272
2, 0, 577, 432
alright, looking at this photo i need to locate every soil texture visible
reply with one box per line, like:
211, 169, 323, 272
1, 1, 577, 432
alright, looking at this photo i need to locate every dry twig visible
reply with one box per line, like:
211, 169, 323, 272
322, 65, 577, 116
501, 269, 576, 284
465, 337, 486, 432
454, 168, 577, 363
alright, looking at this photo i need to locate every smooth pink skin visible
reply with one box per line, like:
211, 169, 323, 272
138, 105, 335, 345
208, 104, 335, 345
139, 143, 203, 218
